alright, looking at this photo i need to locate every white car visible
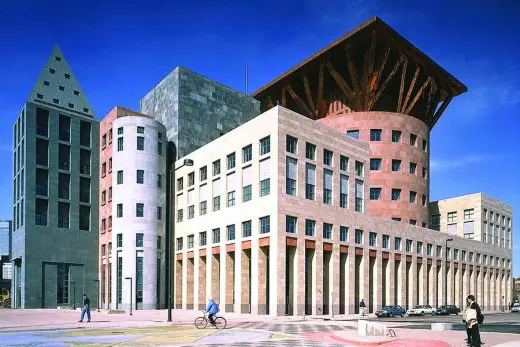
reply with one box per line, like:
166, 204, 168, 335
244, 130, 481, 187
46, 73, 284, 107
407, 304, 437, 316
512, 303, 520, 313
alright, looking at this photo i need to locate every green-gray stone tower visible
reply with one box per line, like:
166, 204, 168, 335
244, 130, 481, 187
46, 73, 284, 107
11, 45, 100, 308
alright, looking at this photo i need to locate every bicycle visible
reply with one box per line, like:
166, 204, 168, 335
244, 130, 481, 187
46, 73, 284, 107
194, 310, 227, 329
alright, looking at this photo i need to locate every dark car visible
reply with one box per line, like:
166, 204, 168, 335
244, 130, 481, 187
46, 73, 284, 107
375, 305, 406, 317
436, 305, 461, 315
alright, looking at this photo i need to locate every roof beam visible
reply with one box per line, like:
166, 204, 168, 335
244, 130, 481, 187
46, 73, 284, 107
281, 86, 286, 107
302, 74, 316, 114
397, 58, 408, 112
368, 54, 406, 110
286, 84, 313, 117
430, 93, 453, 127
369, 46, 390, 95
404, 76, 432, 114
317, 64, 324, 118
325, 61, 354, 102
345, 47, 360, 92
400, 65, 420, 113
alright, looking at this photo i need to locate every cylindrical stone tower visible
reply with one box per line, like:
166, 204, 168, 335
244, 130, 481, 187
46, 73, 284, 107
320, 111, 430, 226
111, 115, 166, 310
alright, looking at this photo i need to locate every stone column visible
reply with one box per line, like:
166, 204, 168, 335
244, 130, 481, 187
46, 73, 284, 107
347, 247, 355, 314
258, 246, 269, 315
332, 244, 340, 316
410, 257, 417, 308
186, 257, 194, 309
399, 258, 407, 309
362, 249, 370, 312
175, 259, 183, 309
225, 251, 235, 313
421, 260, 428, 305
313, 243, 323, 316
198, 256, 206, 310
375, 251, 383, 310
211, 254, 220, 305
430, 262, 437, 306
388, 253, 396, 306
241, 249, 251, 313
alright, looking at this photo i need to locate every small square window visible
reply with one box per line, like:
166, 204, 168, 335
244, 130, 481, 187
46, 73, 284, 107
392, 130, 401, 143
370, 187, 381, 200
370, 158, 381, 171
68, 103, 74, 109
83, 108, 89, 113
43, 81, 50, 86
64, 73, 70, 79
370, 129, 382, 141
391, 189, 401, 201
55, 56, 62, 61
37, 93, 43, 99
137, 126, 145, 134
392, 159, 401, 172
59, 85, 65, 91
74, 90, 80, 96
53, 98, 60, 104
49, 68, 56, 74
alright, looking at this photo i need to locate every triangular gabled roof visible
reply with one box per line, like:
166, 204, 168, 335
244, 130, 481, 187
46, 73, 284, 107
27, 45, 96, 119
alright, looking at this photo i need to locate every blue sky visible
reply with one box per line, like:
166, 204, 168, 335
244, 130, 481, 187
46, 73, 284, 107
1, 1, 519, 274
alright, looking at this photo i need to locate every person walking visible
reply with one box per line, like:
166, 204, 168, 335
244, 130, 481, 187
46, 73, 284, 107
465, 295, 483, 347
463, 301, 472, 346
206, 297, 219, 325
359, 299, 367, 317
78, 294, 91, 322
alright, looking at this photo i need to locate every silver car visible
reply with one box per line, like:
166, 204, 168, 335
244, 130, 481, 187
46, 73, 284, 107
512, 303, 520, 313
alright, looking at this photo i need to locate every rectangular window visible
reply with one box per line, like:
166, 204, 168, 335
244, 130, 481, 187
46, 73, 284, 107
305, 219, 316, 237
370, 158, 381, 171
36, 108, 49, 136
447, 212, 457, 223
56, 263, 69, 305
188, 172, 194, 186
59, 115, 71, 142
370, 187, 381, 200
286, 216, 297, 233
370, 129, 382, 141
306, 142, 316, 160
355, 179, 363, 212
340, 174, 348, 208
137, 136, 144, 150
212, 228, 220, 243
188, 205, 195, 219
242, 145, 253, 163
340, 155, 349, 171
305, 163, 316, 200
117, 137, 123, 151
260, 216, 270, 234
117, 170, 123, 184
177, 209, 183, 222
58, 202, 69, 228
136, 203, 144, 217
406, 239, 412, 253
157, 174, 162, 188
323, 149, 333, 166
410, 133, 417, 146
422, 194, 427, 206
392, 159, 401, 172
242, 184, 252, 202
391, 188, 401, 201
417, 241, 423, 254
137, 126, 145, 134
423, 139, 427, 151
464, 209, 474, 220
213, 160, 221, 175
409, 162, 417, 175
392, 130, 401, 143
323, 169, 332, 204
200, 232, 207, 246
186, 235, 193, 249
323, 223, 332, 239
422, 167, 428, 179
157, 141, 163, 156
156, 206, 162, 220
58, 144, 70, 170
410, 219, 416, 225
382, 235, 389, 249
347, 130, 359, 139
286, 157, 297, 196
227, 191, 236, 207
395, 237, 402, 251
260, 136, 270, 155
36, 138, 49, 166
340, 226, 348, 242
355, 161, 364, 176
260, 179, 270, 196
79, 205, 90, 231
409, 191, 417, 203
426, 243, 432, 256
136, 170, 144, 184
286, 135, 298, 154
436, 245, 442, 257
176, 237, 183, 251
227, 225, 235, 241
355, 229, 363, 244
36, 168, 48, 196
200, 166, 207, 181
80, 121, 91, 147
369, 232, 377, 247
213, 196, 220, 211
242, 220, 252, 237
79, 177, 90, 203
199, 201, 207, 215
227, 152, 236, 169
177, 177, 183, 190
136, 233, 144, 247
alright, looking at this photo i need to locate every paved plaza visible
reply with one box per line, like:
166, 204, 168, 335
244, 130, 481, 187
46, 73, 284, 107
0, 309, 519, 346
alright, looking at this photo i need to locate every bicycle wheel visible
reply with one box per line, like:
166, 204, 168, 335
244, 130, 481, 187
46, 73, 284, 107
214, 316, 227, 329
194, 317, 208, 329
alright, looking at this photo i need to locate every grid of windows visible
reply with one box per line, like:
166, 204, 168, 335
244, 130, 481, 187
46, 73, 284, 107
464, 209, 474, 220
227, 191, 236, 207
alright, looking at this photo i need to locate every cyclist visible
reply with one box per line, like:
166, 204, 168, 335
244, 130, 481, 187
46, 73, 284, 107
207, 297, 219, 325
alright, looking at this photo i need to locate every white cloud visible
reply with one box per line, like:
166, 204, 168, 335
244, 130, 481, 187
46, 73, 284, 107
430, 154, 514, 172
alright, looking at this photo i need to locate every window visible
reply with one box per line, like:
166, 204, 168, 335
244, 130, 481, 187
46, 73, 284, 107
391, 188, 401, 201
64, 73, 70, 79
392, 159, 401, 172
101, 190, 106, 204
242, 221, 252, 237
137, 136, 144, 150
286, 157, 297, 196
286, 216, 297, 233
188, 172, 195, 186
355, 161, 364, 176
200, 201, 207, 215
227, 225, 235, 241
426, 243, 432, 256
242, 145, 252, 163
213, 160, 221, 175
117, 204, 123, 218
188, 205, 195, 219
355, 180, 364, 212
323, 223, 332, 239
447, 212, 457, 223
340, 174, 348, 208
213, 196, 220, 211
410, 219, 416, 225
109, 129, 113, 142
417, 241, 423, 254
369, 232, 377, 247
409, 191, 417, 204
157, 142, 163, 156
306, 143, 316, 160
370, 187, 381, 200
370, 129, 382, 141
157, 174, 162, 188
431, 214, 440, 229
79, 177, 90, 203
108, 158, 112, 172
136, 233, 144, 247
406, 239, 412, 252
49, 68, 55, 74
227, 153, 236, 170
305, 219, 316, 237
410, 133, 417, 146
227, 191, 236, 207
177, 209, 183, 222
212, 229, 220, 243
187, 235, 194, 249
409, 162, 417, 175
370, 158, 381, 171
347, 130, 359, 139
395, 237, 402, 251
260, 178, 270, 196
422, 139, 427, 151
137, 126, 144, 134
117, 137, 123, 151
464, 209, 474, 220
200, 232, 207, 246
463, 221, 474, 239
305, 164, 316, 200
436, 245, 442, 257
260, 216, 270, 234
382, 235, 389, 249
286, 135, 298, 154
340, 226, 348, 242
260, 136, 270, 155
117, 170, 123, 184
323, 149, 333, 166
59, 144, 70, 170
340, 155, 349, 171
157, 206, 162, 220
136, 170, 144, 184
422, 194, 427, 206
177, 177, 183, 190
36, 138, 49, 166
243, 184, 252, 202
58, 202, 69, 228
392, 130, 401, 143
118, 127, 123, 135
136, 203, 144, 217
392, 217, 401, 222
117, 234, 123, 247
355, 229, 363, 244
422, 167, 427, 179
59, 115, 71, 142
176, 237, 183, 251
323, 169, 332, 204
59, 85, 65, 91
453, 249, 459, 260
80, 121, 91, 147
461, 250, 466, 262
74, 90, 80, 96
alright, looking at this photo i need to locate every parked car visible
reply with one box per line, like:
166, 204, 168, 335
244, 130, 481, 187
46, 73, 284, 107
436, 305, 461, 315
375, 305, 406, 317
407, 304, 437, 316
512, 303, 520, 313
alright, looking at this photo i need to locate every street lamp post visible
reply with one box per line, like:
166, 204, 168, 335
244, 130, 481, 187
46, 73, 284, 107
444, 238, 453, 307
70, 281, 76, 310
125, 277, 133, 316
166, 144, 194, 323
94, 279, 100, 312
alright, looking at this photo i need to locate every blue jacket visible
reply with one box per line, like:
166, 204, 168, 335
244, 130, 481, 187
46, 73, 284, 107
207, 299, 219, 314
